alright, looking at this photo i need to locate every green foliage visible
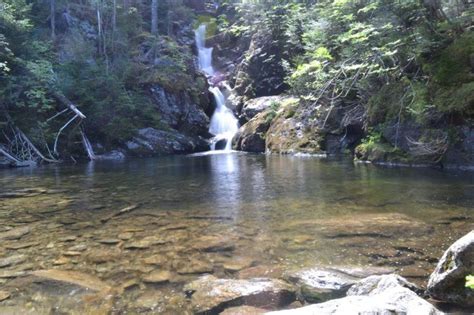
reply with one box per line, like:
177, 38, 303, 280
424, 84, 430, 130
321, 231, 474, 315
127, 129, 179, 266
467, 275, 474, 289
429, 33, 474, 86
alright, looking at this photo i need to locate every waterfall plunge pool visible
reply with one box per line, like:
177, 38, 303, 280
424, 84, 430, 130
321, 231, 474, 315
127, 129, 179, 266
0, 154, 472, 313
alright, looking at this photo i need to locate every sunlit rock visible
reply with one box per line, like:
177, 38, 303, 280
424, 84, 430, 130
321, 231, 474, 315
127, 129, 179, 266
184, 275, 296, 314
427, 230, 474, 307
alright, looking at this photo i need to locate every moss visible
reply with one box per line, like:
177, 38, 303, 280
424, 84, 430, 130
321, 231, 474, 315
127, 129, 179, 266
367, 82, 407, 126
429, 33, 474, 86
195, 15, 218, 37
355, 131, 408, 163
433, 82, 474, 115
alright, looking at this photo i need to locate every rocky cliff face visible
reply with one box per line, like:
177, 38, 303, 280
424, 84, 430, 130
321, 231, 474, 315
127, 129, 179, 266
214, 21, 474, 169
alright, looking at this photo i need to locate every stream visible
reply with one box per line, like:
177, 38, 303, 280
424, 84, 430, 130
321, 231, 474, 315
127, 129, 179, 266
0, 154, 473, 313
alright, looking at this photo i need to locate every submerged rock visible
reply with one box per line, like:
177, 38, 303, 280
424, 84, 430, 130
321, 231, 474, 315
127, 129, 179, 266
268, 274, 442, 315
427, 230, 474, 307
0, 254, 26, 268
143, 270, 172, 284
285, 266, 394, 303
193, 235, 236, 252
221, 305, 267, 315
0, 226, 31, 241
0, 290, 10, 302
184, 275, 295, 314
30, 269, 111, 293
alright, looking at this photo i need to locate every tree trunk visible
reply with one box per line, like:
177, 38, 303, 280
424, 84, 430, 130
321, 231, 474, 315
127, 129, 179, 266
151, 0, 158, 35
51, 0, 56, 39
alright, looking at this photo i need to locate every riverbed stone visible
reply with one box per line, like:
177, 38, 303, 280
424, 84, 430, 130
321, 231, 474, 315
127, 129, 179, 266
30, 269, 111, 293
193, 235, 236, 252
184, 275, 296, 314
143, 270, 172, 284
0, 226, 31, 241
0, 254, 26, 268
223, 257, 256, 272
221, 305, 267, 315
143, 255, 167, 266
238, 265, 284, 279
0, 290, 10, 302
5, 241, 39, 250
176, 258, 214, 275
427, 230, 474, 307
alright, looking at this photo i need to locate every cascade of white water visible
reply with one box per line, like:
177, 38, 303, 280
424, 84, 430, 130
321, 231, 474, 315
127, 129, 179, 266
195, 24, 239, 151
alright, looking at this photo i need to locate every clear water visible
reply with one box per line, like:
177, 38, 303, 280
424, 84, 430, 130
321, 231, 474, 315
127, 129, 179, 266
0, 154, 472, 313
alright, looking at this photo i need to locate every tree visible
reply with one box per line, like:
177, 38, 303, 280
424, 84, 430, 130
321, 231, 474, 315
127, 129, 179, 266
151, 0, 158, 34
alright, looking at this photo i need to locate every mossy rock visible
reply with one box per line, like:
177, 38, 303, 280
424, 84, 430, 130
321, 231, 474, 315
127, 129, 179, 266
366, 82, 407, 126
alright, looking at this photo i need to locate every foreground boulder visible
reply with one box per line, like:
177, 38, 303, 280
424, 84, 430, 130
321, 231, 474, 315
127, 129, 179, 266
268, 274, 442, 315
184, 275, 295, 314
427, 230, 474, 307
285, 266, 394, 303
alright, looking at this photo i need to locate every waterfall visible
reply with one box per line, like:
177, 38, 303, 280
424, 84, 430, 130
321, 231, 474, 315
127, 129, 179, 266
195, 24, 239, 151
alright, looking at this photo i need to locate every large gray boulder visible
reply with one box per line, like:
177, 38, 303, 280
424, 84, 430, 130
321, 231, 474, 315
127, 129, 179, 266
267, 274, 443, 315
427, 230, 474, 307
184, 275, 295, 314
126, 128, 208, 156
284, 266, 394, 303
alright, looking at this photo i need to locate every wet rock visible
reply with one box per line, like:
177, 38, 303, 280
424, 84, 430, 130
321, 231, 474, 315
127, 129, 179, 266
0, 254, 26, 268
223, 257, 256, 272
143, 255, 167, 266
193, 235, 236, 252
176, 258, 214, 275
220, 305, 267, 315
143, 270, 172, 284
63, 251, 82, 257
0, 226, 31, 241
126, 128, 208, 157
30, 269, 111, 293
184, 275, 296, 314
86, 249, 121, 264
97, 238, 121, 245
285, 268, 359, 303
124, 240, 151, 250
0, 290, 10, 302
53, 257, 71, 266
58, 235, 77, 242
68, 244, 87, 252
234, 111, 273, 153
291, 213, 432, 239
238, 265, 284, 279
5, 241, 39, 250
427, 230, 474, 307
268, 274, 441, 315
0, 270, 26, 278
118, 232, 134, 240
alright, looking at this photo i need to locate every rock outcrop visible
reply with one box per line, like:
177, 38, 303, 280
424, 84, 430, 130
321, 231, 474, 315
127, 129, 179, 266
183, 275, 296, 314
233, 111, 273, 153
427, 230, 474, 307
125, 128, 208, 156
